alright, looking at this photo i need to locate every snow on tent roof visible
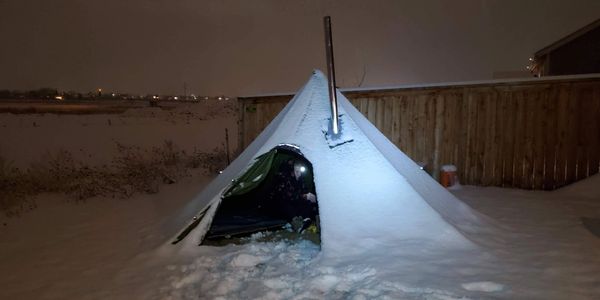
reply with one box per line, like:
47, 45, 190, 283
168, 70, 490, 256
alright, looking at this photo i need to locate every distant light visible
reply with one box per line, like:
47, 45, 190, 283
174, 96, 178, 100
529, 57, 534, 61
218, 96, 223, 100
526, 66, 530, 69
300, 166, 306, 173
111, 93, 115, 97
54, 96, 63, 101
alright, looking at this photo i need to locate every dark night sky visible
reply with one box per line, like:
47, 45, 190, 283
1, 0, 598, 96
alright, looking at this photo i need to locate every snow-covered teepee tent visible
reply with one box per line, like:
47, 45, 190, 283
169, 70, 487, 256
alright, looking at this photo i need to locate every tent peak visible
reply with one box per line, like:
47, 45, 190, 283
312, 69, 327, 79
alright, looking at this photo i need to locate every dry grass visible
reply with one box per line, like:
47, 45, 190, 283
0, 141, 228, 217
0, 156, 37, 215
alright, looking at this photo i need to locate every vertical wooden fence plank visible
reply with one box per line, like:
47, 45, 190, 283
383, 97, 394, 141
424, 93, 436, 173
439, 92, 452, 179
493, 88, 505, 186
458, 89, 471, 185
464, 90, 476, 184
554, 84, 570, 187
501, 90, 516, 187
237, 100, 246, 152
589, 85, 600, 177
575, 85, 590, 181
522, 89, 537, 189
415, 94, 426, 168
512, 90, 526, 188
532, 87, 547, 190
399, 95, 411, 155
349, 97, 360, 111
543, 85, 559, 190
391, 96, 401, 147
360, 97, 368, 115
407, 94, 417, 160
433, 92, 445, 180
246, 101, 258, 148
565, 85, 579, 185
367, 97, 377, 125
482, 90, 498, 186
473, 91, 487, 185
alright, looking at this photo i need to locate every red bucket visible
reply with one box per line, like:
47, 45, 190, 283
440, 165, 458, 188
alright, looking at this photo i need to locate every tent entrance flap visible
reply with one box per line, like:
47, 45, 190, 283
203, 145, 319, 243
222, 150, 277, 198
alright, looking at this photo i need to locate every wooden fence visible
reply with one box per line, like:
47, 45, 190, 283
237, 75, 600, 190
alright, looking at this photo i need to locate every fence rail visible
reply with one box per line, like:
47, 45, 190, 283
237, 75, 600, 190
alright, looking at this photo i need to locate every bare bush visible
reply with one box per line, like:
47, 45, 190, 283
113, 143, 162, 195
27, 150, 78, 194
0, 155, 36, 216
187, 146, 228, 174
0, 140, 230, 215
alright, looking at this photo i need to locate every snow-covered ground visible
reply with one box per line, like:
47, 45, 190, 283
1, 99, 599, 299
1, 173, 599, 299
0, 101, 236, 168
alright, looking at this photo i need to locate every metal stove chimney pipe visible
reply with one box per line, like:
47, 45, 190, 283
324, 16, 339, 135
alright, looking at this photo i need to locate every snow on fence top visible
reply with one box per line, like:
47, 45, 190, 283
239, 73, 600, 99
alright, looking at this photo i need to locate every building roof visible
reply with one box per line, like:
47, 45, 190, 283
535, 18, 600, 57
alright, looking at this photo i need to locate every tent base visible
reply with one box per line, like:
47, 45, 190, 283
205, 217, 288, 240
204, 223, 321, 246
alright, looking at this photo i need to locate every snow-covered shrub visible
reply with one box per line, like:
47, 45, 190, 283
113, 143, 163, 194
67, 165, 114, 200
0, 141, 227, 214
27, 150, 78, 194
187, 146, 228, 174
112, 140, 189, 194
151, 140, 187, 184
0, 155, 36, 216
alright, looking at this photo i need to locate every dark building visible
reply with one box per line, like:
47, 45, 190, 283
531, 18, 600, 76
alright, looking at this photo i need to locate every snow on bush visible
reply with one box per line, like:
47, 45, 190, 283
0, 141, 228, 216
0, 154, 37, 214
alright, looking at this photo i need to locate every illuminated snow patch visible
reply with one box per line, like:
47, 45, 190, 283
461, 281, 504, 292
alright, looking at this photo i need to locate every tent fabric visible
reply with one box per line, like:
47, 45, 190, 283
168, 70, 490, 256
222, 145, 315, 199
222, 150, 276, 199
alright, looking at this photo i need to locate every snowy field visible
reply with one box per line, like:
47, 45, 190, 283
1, 172, 599, 299
1, 100, 600, 299
0, 100, 237, 168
